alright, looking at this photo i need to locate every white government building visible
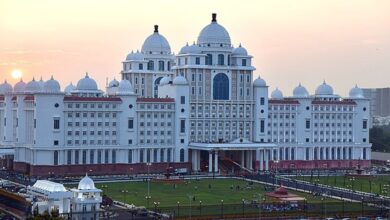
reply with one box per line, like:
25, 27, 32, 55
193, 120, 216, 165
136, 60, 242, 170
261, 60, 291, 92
0, 14, 371, 176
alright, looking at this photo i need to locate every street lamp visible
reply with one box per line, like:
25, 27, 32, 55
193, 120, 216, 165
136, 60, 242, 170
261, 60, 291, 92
321, 197, 324, 218
146, 163, 152, 199
177, 201, 180, 218
361, 196, 364, 217
242, 199, 245, 216
145, 195, 151, 209
220, 199, 224, 218
199, 201, 202, 216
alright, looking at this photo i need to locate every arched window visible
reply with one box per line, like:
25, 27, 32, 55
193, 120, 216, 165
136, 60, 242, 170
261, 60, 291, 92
167, 61, 171, 71
206, 54, 213, 65
213, 73, 229, 100
158, 61, 164, 71
227, 55, 231, 66
147, 61, 154, 70
54, 150, 58, 165
154, 77, 163, 98
180, 149, 185, 162
218, 54, 224, 65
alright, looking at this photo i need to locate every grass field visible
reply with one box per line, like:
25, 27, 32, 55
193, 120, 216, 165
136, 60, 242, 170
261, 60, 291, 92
95, 178, 335, 208
293, 175, 390, 195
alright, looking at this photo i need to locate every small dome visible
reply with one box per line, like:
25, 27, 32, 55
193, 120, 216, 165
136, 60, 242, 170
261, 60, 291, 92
141, 25, 171, 54
271, 88, 283, 99
173, 76, 188, 85
76, 73, 98, 91
43, 76, 61, 93
315, 81, 334, 96
14, 80, 26, 93
179, 43, 190, 54
64, 83, 76, 94
197, 13, 231, 46
38, 77, 45, 90
25, 78, 42, 93
253, 76, 266, 87
349, 85, 364, 99
116, 80, 134, 95
109, 78, 119, 87
126, 50, 145, 61
0, 80, 13, 94
293, 83, 309, 98
78, 174, 96, 190
232, 44, 248, 56
159, 76, 171, 86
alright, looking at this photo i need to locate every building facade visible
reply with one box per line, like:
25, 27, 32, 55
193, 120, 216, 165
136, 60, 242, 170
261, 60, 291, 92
0, 14, 371, 176
362, 87, 390, 126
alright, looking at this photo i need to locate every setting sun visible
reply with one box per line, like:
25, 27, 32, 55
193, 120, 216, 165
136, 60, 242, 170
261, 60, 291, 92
11, 70, 23, 79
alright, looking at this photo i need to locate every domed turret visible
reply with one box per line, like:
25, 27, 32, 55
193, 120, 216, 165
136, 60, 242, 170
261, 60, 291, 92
232, 44, 248, 56
38, 77, 45, 90
25, 78, 42, 93
76, 73, 98, 91
108, 78, 119, 88
315, 81, 334, 96
0, 80, 13, 94
173, 76, 188, 85
78, 174, 96, 190
14, 79, 26, 93
64, 83, 76, 94
141, 25, 171, 54
293, 83, 309, 98
159, 76, 171, 86
197, 13, 231, 46
349, 85, 364, 99
271, 88, 283, 99
253, 76, 267, 87
179, 42, 202, 55
43, 76, 61, 93
126, 50, 145, 61
179, 42, 190, 54
116, 80, 134, 95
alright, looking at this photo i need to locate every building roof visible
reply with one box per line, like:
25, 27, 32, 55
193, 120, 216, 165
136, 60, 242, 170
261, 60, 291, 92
136, 97, 175, 103
63, 96, 122, 102
269, 99, 300, 104
311, 99, 356, 105
32, 180, 67, 192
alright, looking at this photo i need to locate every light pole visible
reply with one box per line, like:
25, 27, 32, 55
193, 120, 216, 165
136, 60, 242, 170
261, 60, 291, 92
177, 201, 180, 218
242, 199, 245, 216
361, 196, 364, 217
321, 197, 324, 218
220, 199, 224, 218
199, 201, 202, 216
146, 162, 152, 198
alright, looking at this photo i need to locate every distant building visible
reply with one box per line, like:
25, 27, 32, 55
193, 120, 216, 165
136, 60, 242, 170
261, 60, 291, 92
362, 88, 390, 126
0, 13, 372, 175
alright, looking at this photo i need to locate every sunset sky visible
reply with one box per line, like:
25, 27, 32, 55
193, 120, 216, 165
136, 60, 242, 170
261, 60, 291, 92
1, 0, 389, 96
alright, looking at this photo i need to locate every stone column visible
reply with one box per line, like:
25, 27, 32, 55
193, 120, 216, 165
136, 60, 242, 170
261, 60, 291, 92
259, 150, 264, 171
249, 150, 253, 170
265, 150, 269, 171
208, 151, 213, 173
241, 150, 245, 168
214, 151, 219, 173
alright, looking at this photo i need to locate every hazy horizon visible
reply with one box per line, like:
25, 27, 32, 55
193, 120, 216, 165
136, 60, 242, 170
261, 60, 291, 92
1, 0, 390, 96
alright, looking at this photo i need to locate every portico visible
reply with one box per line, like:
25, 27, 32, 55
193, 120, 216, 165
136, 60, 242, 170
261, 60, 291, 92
189, 139, 276, 173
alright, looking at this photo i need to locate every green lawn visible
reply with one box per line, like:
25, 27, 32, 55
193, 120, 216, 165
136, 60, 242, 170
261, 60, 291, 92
95, 178, 334, 208
293, 175, 390, 195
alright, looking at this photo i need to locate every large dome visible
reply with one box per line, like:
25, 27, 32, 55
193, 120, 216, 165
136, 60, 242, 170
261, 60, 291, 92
0, 80, 13, 94
25, 78, 42, 93
141, 25, 171, 54
78, 174, 96, 190
293, 83, 309, 98
271, 88, 283, 99
349, 85, 364, 99
253, 76, 267, 87
197, 13, 231, 46
109, 78, 119, 88
315, 81, 334, 96
14, 80, 26, 93
76, 73, 98, 91
159, 76, 171, 86
43, 76, 61, 93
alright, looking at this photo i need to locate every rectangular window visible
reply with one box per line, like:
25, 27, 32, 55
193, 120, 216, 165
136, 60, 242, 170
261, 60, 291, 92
54, 118, 60, 130
363, 120, 367, 129
260, 97, 265, 105
67, 151, 72, 164
242, 59, 247, 66
180, 119, 186, 133
54, 140, 59, 146
128, 118, 134, 129
195, 57, 200, 65
260, 120, 265, 133
180, 96, 185, 104
305, 119, 310, 129
139, 63, 143, 70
